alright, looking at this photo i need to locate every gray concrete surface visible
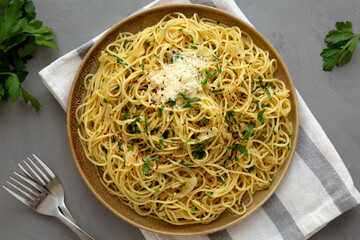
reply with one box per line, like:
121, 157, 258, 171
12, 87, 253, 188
0, 0, 359, 239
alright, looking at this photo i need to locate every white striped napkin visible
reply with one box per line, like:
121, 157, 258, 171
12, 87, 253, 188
39, 0, 360, 239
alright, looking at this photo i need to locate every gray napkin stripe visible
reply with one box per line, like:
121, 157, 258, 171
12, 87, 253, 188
76, 40, 95, 60
297, 127, 358, 213
190, 0, 216, 8
208, 229, 233, 240
263, 194, 304, 239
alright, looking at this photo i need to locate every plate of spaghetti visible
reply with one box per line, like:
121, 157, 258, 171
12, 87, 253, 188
67, 4, 299, 236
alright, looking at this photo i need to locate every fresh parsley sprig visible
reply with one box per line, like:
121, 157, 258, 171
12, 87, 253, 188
321, 21, 359, 71
0, 0, 58, 111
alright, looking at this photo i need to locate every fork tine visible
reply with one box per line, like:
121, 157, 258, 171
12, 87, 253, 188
32, 154, 56, 178
2, 185, 32, 207
6, 180, 37, 201
18, 163, 34, 180
22, 160, 46, 185
14, 171, 42, 192
27, 157, 51, 183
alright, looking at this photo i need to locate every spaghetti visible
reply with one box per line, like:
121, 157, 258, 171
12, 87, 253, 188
76, 12, 292, 225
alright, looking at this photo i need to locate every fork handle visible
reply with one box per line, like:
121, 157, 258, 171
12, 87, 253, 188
55, 210, 95, 240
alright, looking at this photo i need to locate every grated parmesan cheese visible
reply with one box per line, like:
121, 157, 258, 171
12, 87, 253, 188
149, 52, 209, 103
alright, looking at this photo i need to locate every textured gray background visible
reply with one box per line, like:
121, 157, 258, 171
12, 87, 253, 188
0, 0, 359, 239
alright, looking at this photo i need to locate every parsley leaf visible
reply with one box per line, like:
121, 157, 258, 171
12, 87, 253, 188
241, 123, 256, 141
122, 112, 131, 120
206, 192, 213, 198
183, 102, 194, 108
128, 144, 134, 151
177, 92, 200, 102
321, 21, 360, 71
142, 156, 160, 174
192, 147, 205, 159
107, 53, 128, 66
158, 105, 164, 117
21, 86, 40, 111
159, 135, 164, 149
211, 88, 224, 94
258, 109, 270, 123
259, 76, 272, 99
201, 69, 217, 88
0, 0, 58, 111
4, 73, 20, 102
227, 144, 249, 156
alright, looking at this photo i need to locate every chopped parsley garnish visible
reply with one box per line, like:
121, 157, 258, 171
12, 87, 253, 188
143, 116, 148, 132
225, 110, 237, 125
183, 102, 194, 108
211, 88, 224, 94
227, 144, 249, 156
223, 158, 228, 168
261, 131, 267, 136
158, 105, 165, 117
212, 54, 220, 62
220, 176, 226, 184
128, 144, 134, 151
248, 166, 255, 173
178, 28, 183, 31
111, 137, 116, 143
166, 100, 176, 107
142, 157, 160, 174
123, 112, 131, 120
171, 53, 184, 63
111, 85, 120, 91
206, 192, 213, 198
258, 109, 269, 123
177, 92, 200, 102
201, 69, 217, 88
192, 147, 205, 159
241, 123, 256, 141
144, 40, 150, 46
129, 116, 142, 133
103, 98, 107, 103
107, 53, 128, 66
258, 76, 272, 99
269, 177, 275, 183
118, 141, 123, 151
140, 64, 145, 70
159, 135, 164, 149
212, 54, 222, 72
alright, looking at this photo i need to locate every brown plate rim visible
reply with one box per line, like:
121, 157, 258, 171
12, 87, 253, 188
66, 3, 299, 236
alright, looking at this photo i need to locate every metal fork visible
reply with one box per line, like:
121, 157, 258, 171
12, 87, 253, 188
2, 172, 94, 240
18, 154, 77, 224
